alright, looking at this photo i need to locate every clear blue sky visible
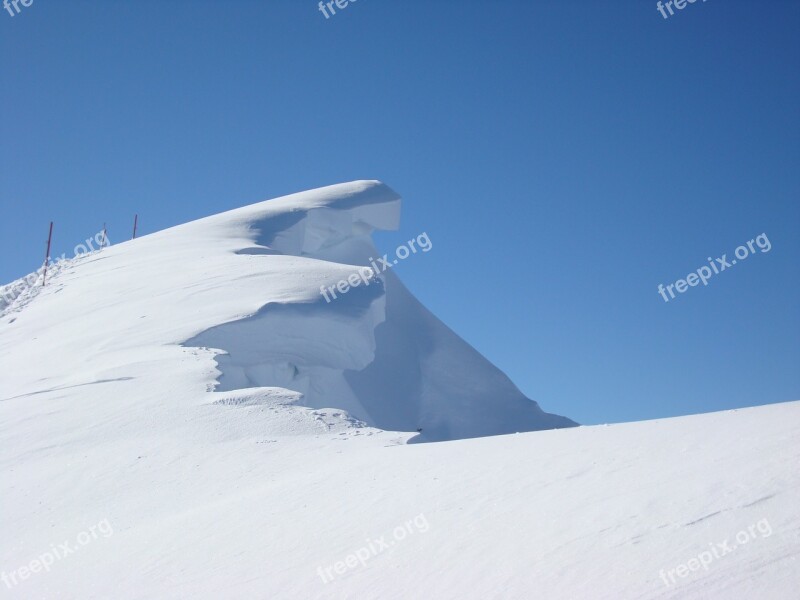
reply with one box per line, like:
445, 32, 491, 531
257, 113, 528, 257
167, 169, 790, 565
1, 0, 798, 425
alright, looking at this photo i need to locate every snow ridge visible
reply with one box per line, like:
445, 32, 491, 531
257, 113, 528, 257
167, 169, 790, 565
184, 180, 576, 441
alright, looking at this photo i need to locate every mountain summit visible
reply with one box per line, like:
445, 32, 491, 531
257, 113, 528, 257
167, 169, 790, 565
1, 180, 575, 442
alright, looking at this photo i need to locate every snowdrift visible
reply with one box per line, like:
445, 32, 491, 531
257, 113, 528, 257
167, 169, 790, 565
182, 180, 576, 441
1, 180, 573, 442
0, 181, 797, 600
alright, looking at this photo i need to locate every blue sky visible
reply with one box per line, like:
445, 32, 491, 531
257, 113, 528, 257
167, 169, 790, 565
1, 0, 798, 426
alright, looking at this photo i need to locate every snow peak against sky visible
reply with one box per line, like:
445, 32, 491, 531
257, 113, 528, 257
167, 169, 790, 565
0, 182, 797, 599
0, 2, 798, 598
1, 0, 796, 428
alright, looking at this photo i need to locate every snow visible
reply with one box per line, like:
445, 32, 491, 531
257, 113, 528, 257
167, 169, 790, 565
0, 180, 797, 599
1, 180, 573, 443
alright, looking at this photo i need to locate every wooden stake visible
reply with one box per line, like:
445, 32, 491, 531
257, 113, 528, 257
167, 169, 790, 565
42, 221, 53, 287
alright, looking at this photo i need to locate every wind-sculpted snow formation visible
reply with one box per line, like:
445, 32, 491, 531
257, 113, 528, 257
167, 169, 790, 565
2, 182, 798, 600
0, 181, 574, 442
184, 180, 576, 441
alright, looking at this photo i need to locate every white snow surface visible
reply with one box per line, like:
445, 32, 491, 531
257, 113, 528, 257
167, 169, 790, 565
0, 180, 797, 599
1, 180, 574, 443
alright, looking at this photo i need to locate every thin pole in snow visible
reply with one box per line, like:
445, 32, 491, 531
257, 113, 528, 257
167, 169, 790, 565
42, 221, 53, 287
132, 214, 138, 240
102, 223, 108, 248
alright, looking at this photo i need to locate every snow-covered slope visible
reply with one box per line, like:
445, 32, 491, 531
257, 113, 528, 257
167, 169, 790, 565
0, 180, 575, 443
1, 181, 797, 600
